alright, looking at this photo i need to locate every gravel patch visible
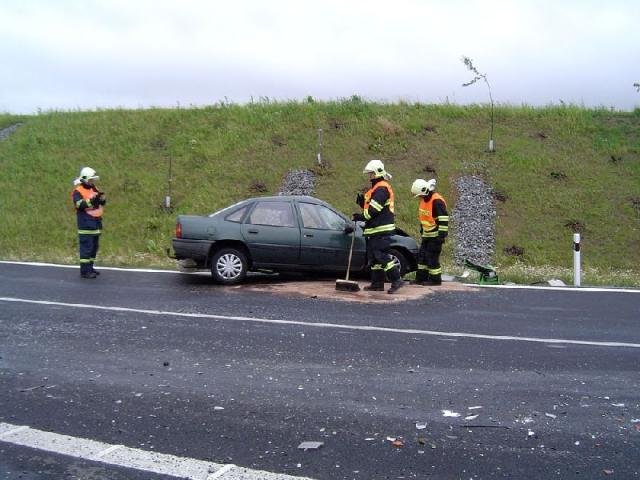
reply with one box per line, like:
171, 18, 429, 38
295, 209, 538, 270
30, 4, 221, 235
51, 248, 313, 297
0, 123, 23, 141
451, 175, 496, 266
278, 169, 316, 196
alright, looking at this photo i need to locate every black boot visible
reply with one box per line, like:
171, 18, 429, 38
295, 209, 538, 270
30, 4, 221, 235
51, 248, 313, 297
80, 264, 96, 279
387, 267, 404, 294
422, 274, 442, 286
90, 262, 100, 275
364, 269, 385, 291
410, 269, 429, 285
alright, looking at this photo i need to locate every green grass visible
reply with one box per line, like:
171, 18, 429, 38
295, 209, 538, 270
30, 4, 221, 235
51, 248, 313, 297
1, 100, 639, 286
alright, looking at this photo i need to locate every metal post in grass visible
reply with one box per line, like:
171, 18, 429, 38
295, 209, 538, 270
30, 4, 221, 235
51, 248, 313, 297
165, 155, 173, 210
573, 233, 581, 287
316, 128, 323, 166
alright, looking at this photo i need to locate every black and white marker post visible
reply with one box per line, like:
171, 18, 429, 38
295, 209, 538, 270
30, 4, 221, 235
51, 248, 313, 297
573, 233, 581, 287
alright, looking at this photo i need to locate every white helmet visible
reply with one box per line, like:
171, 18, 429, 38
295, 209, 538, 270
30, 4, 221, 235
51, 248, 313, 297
411, 178, 436, 196
363, 159, 390, 179
79, 166, 99, 181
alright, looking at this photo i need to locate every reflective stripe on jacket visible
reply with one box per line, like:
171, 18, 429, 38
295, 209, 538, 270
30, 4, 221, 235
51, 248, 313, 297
418, 193, 449, 238
363, 179, 395, 236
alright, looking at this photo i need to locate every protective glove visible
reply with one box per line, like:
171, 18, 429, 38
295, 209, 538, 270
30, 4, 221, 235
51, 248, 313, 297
352, 213, 365, 222
355, 192, 365, 208
437, 235, 446, 244
92, 193, 106, 206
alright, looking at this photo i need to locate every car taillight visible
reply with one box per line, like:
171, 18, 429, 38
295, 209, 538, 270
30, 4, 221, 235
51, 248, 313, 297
176, 222, 182, 238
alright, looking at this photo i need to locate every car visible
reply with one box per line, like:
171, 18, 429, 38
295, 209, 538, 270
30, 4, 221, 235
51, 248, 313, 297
171, 195, 418, 284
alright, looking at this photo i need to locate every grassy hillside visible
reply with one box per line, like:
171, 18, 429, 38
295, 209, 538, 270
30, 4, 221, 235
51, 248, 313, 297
0, 100, 639, 286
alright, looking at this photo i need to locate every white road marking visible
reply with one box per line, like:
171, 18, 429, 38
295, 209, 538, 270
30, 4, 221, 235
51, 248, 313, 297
208, 464, 236, 479
1, 260, 638, 292
94, 444, 123, 458
0, 422, 314, 480
1, 296, 639, 349
472, 283, 640, 293
0, 260, 180, 274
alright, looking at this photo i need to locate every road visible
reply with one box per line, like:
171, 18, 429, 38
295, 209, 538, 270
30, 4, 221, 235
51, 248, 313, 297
0, 262, 639, 479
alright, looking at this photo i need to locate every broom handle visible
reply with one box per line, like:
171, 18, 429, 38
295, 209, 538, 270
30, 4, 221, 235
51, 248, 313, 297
345, 223, 355, 281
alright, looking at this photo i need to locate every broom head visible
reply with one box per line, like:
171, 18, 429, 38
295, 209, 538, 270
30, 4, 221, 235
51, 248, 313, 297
335, 278, 361, 292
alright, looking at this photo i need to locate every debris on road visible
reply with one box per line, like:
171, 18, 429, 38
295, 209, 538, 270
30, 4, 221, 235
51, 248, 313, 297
297, 441, 324, 451
391, 439, 404, 448
442, 410, 461, 417
415, 422, 427, 430
19, 385, 45, 392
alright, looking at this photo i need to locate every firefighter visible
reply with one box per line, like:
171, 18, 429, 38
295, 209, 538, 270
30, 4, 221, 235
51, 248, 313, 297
411, 178, 449, 285
353, 159, 404, 294
72, 167, 106, 279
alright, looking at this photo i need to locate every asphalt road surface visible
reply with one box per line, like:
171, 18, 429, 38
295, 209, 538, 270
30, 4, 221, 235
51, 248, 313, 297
1, 262, 639, 479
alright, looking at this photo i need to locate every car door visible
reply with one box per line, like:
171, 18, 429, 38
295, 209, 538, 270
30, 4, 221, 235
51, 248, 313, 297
296, 201, 366, 270
241, 200, 301, 266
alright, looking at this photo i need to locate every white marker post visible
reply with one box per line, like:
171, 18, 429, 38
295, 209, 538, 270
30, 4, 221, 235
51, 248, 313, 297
573, 233, 581, 287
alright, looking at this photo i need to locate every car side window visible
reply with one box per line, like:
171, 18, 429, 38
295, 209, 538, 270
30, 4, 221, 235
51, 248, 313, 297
299, 203, 345, 230
225, 205, 249, 223
248, 201, 295, 227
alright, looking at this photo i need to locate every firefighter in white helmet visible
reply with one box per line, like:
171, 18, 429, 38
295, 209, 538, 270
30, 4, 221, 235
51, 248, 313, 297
411, 178, 449, 285
353, 160, 404, 294
71, 167, 106, 278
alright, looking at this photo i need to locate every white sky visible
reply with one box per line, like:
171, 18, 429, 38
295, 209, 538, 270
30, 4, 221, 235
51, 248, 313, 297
1, 0, 639, 114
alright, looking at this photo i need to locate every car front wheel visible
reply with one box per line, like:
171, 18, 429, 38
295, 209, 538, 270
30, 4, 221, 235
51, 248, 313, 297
211, 248, 248, 285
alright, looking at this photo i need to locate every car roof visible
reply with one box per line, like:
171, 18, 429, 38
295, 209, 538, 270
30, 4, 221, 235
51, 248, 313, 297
244, 195, 330, 207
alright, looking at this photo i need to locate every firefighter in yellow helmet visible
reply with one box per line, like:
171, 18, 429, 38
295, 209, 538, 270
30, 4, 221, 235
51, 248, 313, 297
71, 167, 106, 278
411, 178, 449, 285
353, 160, 404, 294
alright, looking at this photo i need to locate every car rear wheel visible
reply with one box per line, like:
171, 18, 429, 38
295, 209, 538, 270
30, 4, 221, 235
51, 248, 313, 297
389, 248, 409, 276
211, 248, 248, 285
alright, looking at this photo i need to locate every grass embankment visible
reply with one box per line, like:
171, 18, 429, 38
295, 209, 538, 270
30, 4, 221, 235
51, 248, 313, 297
0, 101, 638, 286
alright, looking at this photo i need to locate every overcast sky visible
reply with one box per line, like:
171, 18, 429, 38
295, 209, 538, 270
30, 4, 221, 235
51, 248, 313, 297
1, 0, 639, 114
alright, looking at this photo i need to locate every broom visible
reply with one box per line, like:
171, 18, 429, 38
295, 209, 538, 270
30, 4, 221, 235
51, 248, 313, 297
336, 222, 360, 292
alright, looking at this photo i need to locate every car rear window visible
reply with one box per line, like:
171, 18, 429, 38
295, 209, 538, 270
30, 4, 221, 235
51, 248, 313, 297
248, 201, 295, 227
225, 205, 249, 223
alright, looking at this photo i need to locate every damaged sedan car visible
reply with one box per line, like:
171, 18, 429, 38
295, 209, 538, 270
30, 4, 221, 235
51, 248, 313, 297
172, 195, 418, 284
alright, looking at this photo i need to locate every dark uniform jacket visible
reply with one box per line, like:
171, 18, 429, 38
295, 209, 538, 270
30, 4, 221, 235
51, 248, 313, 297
72, 183, 103, 233
362, 178, 395, 237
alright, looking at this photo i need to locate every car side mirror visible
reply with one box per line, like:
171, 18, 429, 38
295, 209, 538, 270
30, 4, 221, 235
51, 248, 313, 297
344, 224, 354, 234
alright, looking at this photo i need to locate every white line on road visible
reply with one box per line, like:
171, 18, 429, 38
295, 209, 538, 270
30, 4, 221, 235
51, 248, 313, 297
2, 260, 639, 292
1, 296, 639, 349
0, 260, 180, 274
0, 422, 314, 480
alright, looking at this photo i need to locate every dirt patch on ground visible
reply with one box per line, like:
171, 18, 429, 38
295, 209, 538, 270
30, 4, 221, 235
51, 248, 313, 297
232, 280, 476, 303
